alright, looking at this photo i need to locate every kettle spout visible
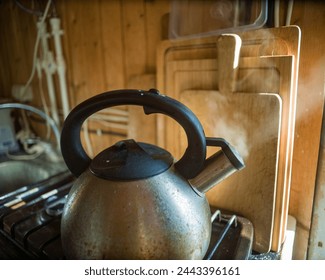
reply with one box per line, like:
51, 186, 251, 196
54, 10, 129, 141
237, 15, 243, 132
189, 138, 245, 194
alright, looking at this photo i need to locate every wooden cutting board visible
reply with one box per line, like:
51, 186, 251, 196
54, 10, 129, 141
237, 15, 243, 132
240, 56, 296, 252
127, 74, 157, 144
162, 56, 294, 253
180, 90, 282, 253
162, 52, 284, 252
157, 26, 300, 80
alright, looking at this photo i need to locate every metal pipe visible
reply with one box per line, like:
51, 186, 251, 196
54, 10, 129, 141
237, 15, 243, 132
37, 19, 60, 127
50, 17, 70, 119
0, 103, 60, 150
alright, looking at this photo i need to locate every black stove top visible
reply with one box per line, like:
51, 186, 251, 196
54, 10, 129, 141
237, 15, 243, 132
0, 172, 254, 260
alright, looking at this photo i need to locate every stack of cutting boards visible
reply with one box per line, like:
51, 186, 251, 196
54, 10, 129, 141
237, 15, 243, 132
156, 26, 301, 253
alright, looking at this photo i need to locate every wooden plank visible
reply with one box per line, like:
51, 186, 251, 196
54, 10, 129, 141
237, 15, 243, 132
160, 54, 296, 253
0, 2, 15, 97
122, 0, 147, 82
0, 1, 37, 97
163, 57, 283, 252
182, 90, 281, 253
127, 74, 157, 144
99, 0, 125, 90
60, 0, 106, 104
240, 56, 296, 252
288, 0, 325, 259
144, 0, 171, 73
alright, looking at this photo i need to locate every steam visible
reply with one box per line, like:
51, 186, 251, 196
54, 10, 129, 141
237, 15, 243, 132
210, 114, 250, 159
205, 92, 250, 159
182, 87, 284, 164
181, 90, 251, 160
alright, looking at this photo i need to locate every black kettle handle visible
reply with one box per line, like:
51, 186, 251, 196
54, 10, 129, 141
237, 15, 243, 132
60, 89, 206, 179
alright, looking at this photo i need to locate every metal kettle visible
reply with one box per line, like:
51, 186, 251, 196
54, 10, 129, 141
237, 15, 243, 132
60, 89, 244, 260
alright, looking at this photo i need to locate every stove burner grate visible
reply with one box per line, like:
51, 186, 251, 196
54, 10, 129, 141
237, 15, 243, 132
0, 172, 253, 259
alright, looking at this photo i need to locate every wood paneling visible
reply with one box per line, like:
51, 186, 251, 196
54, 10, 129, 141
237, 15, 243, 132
62, 0, 107, 102
288, 0, 325, 259
0, 1, 37, 96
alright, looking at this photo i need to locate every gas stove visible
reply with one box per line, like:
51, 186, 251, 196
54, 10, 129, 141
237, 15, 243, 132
0, 172, 254, 260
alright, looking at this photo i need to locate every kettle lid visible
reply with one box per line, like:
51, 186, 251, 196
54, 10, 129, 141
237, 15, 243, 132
89, 139, 173, 180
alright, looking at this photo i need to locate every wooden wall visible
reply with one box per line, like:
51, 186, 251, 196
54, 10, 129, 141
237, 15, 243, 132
287, 0, 325, 259
1, 0, 325, 259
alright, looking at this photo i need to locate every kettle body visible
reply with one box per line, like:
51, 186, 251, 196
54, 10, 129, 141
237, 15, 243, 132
61, 167, 211, 259
60, 89, 244, 259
